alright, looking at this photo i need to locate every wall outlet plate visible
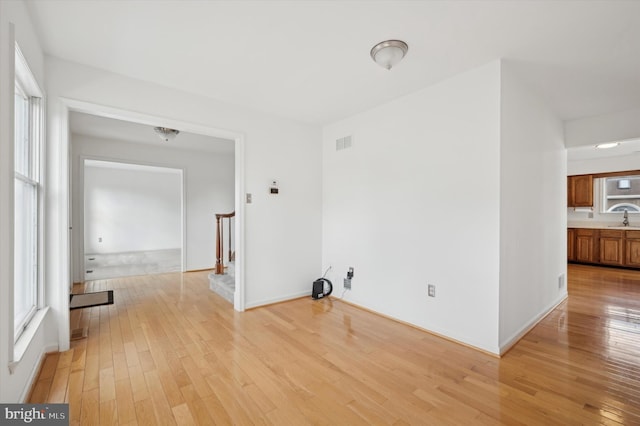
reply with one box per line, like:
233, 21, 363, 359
428, 284, 436, 297
344, 278, 351, 290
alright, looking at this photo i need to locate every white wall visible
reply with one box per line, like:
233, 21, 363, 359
0, 0, 58, 402
323, 62, 502, 353
71, 135, 234, 281
568, 155, 640, 176
47, 57, 322, 313
565, 107, 640, 148
83, 163, 182, 254
498, 62, 567, 352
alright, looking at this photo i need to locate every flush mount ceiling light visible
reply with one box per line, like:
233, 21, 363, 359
154, 126, 180, 142
595, 142, 619, 149
370, 39, 408, 70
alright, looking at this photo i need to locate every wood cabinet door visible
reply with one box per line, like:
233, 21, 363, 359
568, 175, 593, 207
625, 239, 640, 268
599, 234, 624, 266
567, 229, 576, 261
567, 177, 574, 207
575, 233, 596, 263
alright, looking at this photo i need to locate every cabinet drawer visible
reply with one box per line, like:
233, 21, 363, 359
575, 229, 597, 237
626, 230, 640, 240
600, 230, 624, 238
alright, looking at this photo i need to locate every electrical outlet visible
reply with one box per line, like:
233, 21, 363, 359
428, 284, 436, 297
344, 278, 351, 290
98, 237, 102, 243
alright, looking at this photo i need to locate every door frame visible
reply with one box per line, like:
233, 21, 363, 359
55, 98, 246, 349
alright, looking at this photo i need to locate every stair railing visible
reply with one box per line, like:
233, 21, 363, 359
215, 211, 235, 274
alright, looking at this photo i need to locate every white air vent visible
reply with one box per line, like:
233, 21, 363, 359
336, 135, 353, 151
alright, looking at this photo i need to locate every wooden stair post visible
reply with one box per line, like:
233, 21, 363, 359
215, 215, 224, 274
214, 211, 235, 274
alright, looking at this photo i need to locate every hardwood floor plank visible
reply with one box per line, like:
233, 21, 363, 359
66, 370, 84, 422
48, 366, 70, 403
100, 399, 118, 425
80, 388, 100, 426
113, 351, 130, 381
29, 266, 640, 424
178, 384, 214, 426
144, 370, 177, 425
39, 352, 60, 380
115, 378, 137, 425
134, 398, 157, 426
171, 403, 196, 426
99, 367, 117, 402
128, 364, 150, 403
82, 354, 100, 392
28, 378, 52, 404
200, 394, 232, 426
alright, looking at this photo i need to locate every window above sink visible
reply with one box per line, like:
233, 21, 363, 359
601, 176, 640, 214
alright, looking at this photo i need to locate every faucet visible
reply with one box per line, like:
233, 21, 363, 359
623, 209, 630, 227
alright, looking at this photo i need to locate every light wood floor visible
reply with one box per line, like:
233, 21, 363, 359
29, 265, 640, 425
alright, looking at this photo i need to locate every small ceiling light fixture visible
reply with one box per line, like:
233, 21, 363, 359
595, 142, 619, 149
154, 126, 180, 142
370, 39, 408, 70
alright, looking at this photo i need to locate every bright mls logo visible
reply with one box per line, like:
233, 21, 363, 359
1, 404, 68, 425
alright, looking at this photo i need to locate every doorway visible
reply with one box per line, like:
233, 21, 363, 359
66, 107, 242, 307
82, 159, 183, 280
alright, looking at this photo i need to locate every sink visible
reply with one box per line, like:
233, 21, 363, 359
607, 225, 640, 229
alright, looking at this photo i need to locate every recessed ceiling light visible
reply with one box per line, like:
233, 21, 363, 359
595, 142, 619, 149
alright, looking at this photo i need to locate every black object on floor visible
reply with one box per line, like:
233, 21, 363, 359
69, 290, 114, 310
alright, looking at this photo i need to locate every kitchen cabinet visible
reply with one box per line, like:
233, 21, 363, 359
567, 229, 575, 261
568, 175, 594, 207
569, 228, 640, 270
599, 230, 624, 266
574, 228, 598, 263
625, 230, 640, 268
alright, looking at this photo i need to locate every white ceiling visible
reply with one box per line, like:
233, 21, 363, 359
85, 159, 182, 174
26, 1, 640, 126
70, 111, 235, 153
567, 138, 640, 162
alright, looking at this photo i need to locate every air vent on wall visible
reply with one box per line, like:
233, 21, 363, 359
336, 135, 353, 151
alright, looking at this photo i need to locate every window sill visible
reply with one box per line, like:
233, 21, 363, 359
9, 306, 50, 374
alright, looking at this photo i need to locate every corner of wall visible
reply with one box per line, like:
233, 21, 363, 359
498, 61, 567, 349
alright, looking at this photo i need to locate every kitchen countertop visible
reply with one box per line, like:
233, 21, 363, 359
568, 222, 640, 230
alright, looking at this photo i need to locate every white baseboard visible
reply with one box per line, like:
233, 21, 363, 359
499, 293, 568, 356
245, 290, 310, 310
20, 343, 59, 403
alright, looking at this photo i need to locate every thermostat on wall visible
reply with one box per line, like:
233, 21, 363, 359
270, 180, 279, 194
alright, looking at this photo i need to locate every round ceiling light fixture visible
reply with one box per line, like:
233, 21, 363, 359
154, 126, 180, 142
370, 39, 408, 70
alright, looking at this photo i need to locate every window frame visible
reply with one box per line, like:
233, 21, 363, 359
600, 175, 640, 215
13, 44, 45, 343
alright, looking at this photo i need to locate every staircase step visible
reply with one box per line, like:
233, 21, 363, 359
208, 272, 234, 304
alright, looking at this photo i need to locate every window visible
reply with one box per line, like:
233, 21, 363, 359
14, 46, 43, 342
602, 176, 640, 214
